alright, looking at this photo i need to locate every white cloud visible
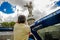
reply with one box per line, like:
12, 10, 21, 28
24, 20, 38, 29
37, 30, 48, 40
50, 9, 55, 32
0, 5, 29, 22
0, 0, 60, 22
33, 0, 60, 15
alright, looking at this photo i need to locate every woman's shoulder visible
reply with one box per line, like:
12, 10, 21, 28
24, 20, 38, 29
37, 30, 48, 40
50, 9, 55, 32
14, 23, 19, 27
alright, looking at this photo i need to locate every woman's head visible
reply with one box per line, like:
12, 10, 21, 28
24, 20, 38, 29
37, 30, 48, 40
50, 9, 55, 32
18, 15, 26, 23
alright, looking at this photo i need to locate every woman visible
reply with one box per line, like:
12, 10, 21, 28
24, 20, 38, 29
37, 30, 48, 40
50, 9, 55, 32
14, 15, 30, 40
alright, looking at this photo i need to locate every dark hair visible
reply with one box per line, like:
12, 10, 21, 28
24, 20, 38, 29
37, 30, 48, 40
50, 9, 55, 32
18, 15, 26, 23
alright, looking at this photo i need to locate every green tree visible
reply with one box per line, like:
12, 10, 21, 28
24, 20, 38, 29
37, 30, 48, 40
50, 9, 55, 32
1, 22, 15, 28
1, 22, 9, 27
9, 22, 15, 27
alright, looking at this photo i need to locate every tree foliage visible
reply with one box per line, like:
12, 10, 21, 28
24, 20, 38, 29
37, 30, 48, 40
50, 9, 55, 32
1, 22, 15, 28
1, 22, 9, 27
9, 22, 15, 27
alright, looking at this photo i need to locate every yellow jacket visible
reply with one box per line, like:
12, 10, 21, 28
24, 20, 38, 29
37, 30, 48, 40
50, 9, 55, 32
14, 23, 30, 40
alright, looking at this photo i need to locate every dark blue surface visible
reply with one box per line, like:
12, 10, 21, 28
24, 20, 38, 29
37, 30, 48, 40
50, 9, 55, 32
28, 38, 34, 40
0, 27, 13, 31
0, 1, 15, 14
30, 9, 60, 40
55, 1, 60, 6
31, 9, 60, 31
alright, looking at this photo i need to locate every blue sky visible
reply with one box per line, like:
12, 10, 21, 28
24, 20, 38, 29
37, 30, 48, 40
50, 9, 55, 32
0, 1, 14, 14
0, 0, 60, 14
0, 0, 60, 22
55, 1, 60, 6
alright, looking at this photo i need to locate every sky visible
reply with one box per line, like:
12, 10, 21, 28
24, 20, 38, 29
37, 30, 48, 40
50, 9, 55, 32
0, 0, 60, 22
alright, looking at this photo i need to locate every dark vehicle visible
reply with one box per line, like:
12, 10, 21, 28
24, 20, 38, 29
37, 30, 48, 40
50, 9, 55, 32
30, 9, 60, 40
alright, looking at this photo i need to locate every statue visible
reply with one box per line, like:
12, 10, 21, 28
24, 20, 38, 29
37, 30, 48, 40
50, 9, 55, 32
24, 2, 33, 17
24, 2, 35, 25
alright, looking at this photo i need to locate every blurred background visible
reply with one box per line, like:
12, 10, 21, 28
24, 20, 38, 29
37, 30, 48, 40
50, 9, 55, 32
0, 0, 60, 40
